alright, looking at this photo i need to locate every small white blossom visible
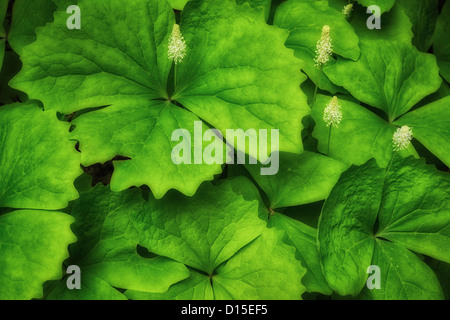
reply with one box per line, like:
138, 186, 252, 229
168, 24, 186, 64
314, 25, 333, 67
323, 96, 342, 127
342, 4, 353, 19
393, 126, 413, 151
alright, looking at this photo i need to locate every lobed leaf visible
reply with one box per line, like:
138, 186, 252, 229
0, 101, 82, 210
46, 178, 190, 299
131, 181, 265, 274
274, 0, 360, 93
11, 0, 308, 198
311, 94, 417, 168
245, 151, 346, 209
324, 39, 442, 121
0, 210, 76, 300
318, 157, 449, 298
395, 96, 450, 168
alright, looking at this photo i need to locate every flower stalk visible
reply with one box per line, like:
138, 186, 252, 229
168, 24, 187, 89
313, 25, 333, 105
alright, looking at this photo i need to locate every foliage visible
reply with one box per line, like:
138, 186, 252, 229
0, 0, 448, 301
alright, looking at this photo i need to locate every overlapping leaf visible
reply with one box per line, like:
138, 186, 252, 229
355, 0, 395, 14
395, 96, 450, 168
358, 241, 443, 300
311, 94, 418, 167
350, 3, 413, 44
269, 213, 332, 295
226, 173, 333, 295
318, 157, 449, 299
8, 0, 72, 54
126, 271, 214, 300
47, 275, 128, 300
274, 0, 360, 93
132, 181, 264, 274
127, 228, 306, 300
324, 39, 442, 121
433, 0, 450, 83
11, 0, 308, 198
427, 259, 450, 300
245, 151, 346, 208
0, 210, 76, 300
236, 0, 272, 21
396, 0, 439, 52
167, 0, 189, 10
127, 181, 305, 299
46, 177, 189, 300
176, 0, 308, 158
71, 100, 223, 199
211, 228, 305, 300
0, 101, 82, 210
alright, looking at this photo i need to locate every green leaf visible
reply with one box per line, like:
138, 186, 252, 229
395, 96, 450, 168
227, 176, 268, 220
0, 101, 82, 210
126, 270, 214, 300
273, 0, 360, 93
176, 0, 309, 159
359, 241, 444, 300
169, 0, 272, 16
327, 0, 351, 12
324, 39, 441, 120
71, 100, 223, 199
396, 0, 439, 52
47, 275, 128, 300
311, 94, 417, 168
318, 157, 449, 298
128, 229, 306, 300
52, 179, 190, 298
426, 258, 450, 300
0, 0, 7, 69
318, 160, 382, 296
236, 0, 272, 21
433, 0, 450, 83
355, 0, 395, 14
269, 213, 332, 295
350, 3, 413, 44
213, 228, 306, 299
376, 158, 450, 264
0, 210, 76, 300
245, 151, 346, 209
167, 0, 189, 11
8, 0, 71, 54
12, 0, 174, 109
131, 181, 265, 274
12, 0, 308, 198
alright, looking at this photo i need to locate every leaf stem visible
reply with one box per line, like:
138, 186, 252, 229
174, 63, 177, 92
385, 151, 396, 177
312, 65, 323, 106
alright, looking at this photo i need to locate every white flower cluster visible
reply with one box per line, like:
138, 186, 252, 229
342, 4, 353, 19
314, 25, 333, 67
323, 96, 342, 127
168, 24, 186, 65
393, 125, 413, 151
